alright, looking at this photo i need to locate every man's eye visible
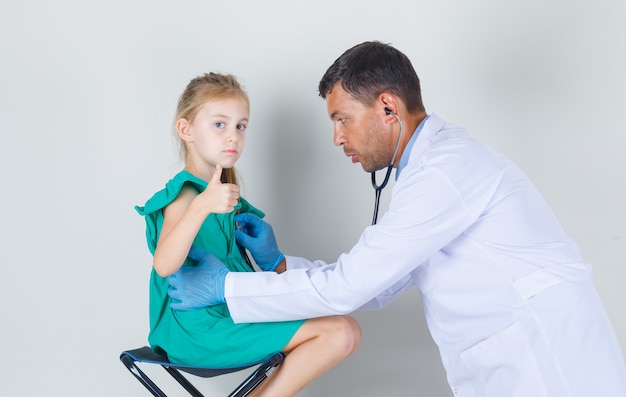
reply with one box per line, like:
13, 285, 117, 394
339, 118, 346, 124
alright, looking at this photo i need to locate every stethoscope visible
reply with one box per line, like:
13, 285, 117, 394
371, 107, 403, 225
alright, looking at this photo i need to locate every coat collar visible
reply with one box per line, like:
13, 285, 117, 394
396, 113, 446, 179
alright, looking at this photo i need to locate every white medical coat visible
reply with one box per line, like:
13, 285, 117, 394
224, 114, 626, 396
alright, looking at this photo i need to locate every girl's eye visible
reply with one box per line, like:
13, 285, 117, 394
215, 122, 225, 128
236, 124, 247, 132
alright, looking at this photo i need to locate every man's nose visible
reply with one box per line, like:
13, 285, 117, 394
333, 126, 345, 147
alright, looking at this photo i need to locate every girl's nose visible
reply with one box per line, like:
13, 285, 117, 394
227, 129, 238, 142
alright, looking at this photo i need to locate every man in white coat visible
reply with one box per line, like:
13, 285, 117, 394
167, 41, 626, 396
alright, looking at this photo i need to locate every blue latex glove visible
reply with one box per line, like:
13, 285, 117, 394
234, 213, 284, 271
167, 247, 228, 310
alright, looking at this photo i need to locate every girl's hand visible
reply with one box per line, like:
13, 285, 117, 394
194, 165, 239, 214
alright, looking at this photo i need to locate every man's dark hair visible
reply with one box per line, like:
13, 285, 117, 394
318, 41, 424, 113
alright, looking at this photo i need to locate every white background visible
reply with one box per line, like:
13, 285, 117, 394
1, 0, 624, 395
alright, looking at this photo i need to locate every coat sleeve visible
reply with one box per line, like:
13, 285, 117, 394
285, 255, 330, 270
357, 272, 417, 311
224, 163, 477, 323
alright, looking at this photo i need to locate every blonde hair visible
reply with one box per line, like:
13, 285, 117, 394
174, 72, 249, 186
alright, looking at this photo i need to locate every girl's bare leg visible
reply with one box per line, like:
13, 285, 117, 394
248, 315, 361, 397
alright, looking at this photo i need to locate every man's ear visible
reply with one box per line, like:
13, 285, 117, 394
176, 118, 192, 142
378, 92, 398, 118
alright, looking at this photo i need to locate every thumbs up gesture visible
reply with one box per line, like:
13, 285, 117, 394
194, 164, 240, 214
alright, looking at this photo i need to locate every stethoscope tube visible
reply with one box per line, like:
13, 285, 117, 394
371, 111, 403, 225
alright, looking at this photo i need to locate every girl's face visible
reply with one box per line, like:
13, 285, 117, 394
181, 96, 248, 177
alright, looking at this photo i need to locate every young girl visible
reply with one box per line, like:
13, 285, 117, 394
135, 72, 361, 396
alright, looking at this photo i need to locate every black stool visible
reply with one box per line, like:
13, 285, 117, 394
120, 346, 283, 396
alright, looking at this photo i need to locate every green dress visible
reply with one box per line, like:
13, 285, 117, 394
136, 170, 305, 367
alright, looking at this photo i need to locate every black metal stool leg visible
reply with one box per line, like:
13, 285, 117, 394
229, 355, 281, 397
163, 366, 205, 397
121, 353, 167, 397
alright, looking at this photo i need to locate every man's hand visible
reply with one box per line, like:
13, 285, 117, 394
234, 213, 284, 271
167, 247, 229, 310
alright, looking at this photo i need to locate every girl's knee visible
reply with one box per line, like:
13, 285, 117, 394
288, 316, 362, 357
344, 315, 362, 352
326, 316, 361, 356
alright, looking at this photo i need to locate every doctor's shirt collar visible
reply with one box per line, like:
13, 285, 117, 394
396, 114, 429, 180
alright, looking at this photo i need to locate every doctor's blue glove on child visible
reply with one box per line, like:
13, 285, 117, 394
168, 247, 228, 310
234, 213, 284, 271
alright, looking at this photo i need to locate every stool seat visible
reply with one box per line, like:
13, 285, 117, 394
120, 346, 283, 396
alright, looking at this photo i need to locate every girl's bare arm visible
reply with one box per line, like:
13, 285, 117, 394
153, 187, 206, 277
